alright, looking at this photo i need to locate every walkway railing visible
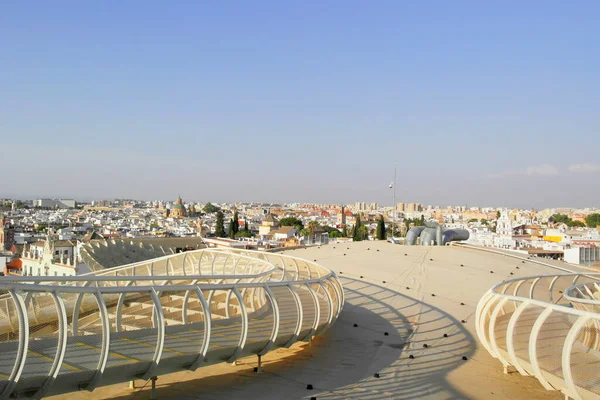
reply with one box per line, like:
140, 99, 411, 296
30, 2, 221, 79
476, 272, 600, 400
0, 248, 343, 399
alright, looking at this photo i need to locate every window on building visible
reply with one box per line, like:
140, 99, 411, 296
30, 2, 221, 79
55, 251, 59, 255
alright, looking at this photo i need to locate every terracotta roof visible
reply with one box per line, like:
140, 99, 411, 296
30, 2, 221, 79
263, 214, 278, 223
6, 258, 23, 269
273, 226, 296, 234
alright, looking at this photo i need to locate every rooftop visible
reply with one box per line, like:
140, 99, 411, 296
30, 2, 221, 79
49, 242, 595, 400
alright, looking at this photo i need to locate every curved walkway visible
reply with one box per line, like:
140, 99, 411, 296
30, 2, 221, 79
47, 242, 570, 400
477, 271, 600, 399
0, 249, 343, 399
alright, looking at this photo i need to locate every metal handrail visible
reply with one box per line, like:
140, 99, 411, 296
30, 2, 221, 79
0, 248, 343, 399
476, 271, 600, 400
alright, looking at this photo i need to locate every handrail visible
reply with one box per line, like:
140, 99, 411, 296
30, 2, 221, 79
476, 271, 600, 400
0, 248, 343, 399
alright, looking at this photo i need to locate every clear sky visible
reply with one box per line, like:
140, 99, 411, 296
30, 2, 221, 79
1, 1, 599, 208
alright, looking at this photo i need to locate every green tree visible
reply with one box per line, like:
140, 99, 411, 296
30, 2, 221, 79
279, 217, 304, 231
585, 213, 600, 228
341, 225, 348, 237
203, 202, 220, 214
496, 210, 501, 219
232, 210, 239, 234
322, 226, 341, 236
570, 220, 586, 228
551, 213, 572, 224
244, 219, 249, 231
468, 218, 479, 223
404, 217, 425, 228
376, 215, 386, 240
215, 211, 226, 237
307, 221, 320, 234
353, 216, 363, 241
328, 230, 342, 238
228, 218, 235, 238
359, 225, 370, 241
235, 230, 252, 238
480, 219, 489, 226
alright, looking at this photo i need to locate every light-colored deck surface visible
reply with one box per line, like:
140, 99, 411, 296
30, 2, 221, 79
50, 242, 588, 399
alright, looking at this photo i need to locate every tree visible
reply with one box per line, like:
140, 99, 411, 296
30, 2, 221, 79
404, 217, 425, 228
329, 230, 342, 238
228, 218, 235, 238
203, 202, 220, 214
496, 210, 501, 219
215, 211, 226, 237
322, 225, 341, 236
376, 215, 386, 240
480, 219, 489, 226
585, 213, 600, 228
244, 219, 249, 231
235, 230, 252, 238
468, 218, 479, 223
549, 213, 588, 228
342, 225, 348, 237
307, 221, 320, 234
279, 217, 304, 231
353, 216, 363, 241
359, 225, 370, 241
232, 210, 239, 234
551, 213, 572, 224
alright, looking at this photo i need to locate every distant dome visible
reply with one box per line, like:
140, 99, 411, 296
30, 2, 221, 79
170, 196, 187, 218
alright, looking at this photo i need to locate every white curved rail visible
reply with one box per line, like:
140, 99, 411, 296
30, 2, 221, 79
0, 248, 343, 399
476, 272, 600, 400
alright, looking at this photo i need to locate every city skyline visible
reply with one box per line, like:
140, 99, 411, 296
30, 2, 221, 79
2, 2, 599, 207
2, 194, 599, 212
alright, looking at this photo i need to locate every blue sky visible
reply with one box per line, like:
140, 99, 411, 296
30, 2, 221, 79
1, 1, 599, 208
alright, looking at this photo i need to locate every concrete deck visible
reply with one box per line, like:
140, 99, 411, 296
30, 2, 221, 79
49, 241, 588, 399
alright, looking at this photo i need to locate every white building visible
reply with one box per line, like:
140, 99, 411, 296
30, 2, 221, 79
258, 214, 279, 239
494, 210, 516, 248
564, 247, 600, 265
34, 199, 76, 209
272, 226, 297, 240
20, 238, 78, 276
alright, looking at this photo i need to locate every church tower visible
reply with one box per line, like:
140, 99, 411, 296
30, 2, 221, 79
497, 209, 512, 236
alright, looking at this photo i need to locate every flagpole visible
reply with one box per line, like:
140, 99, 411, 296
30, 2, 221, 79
392, 162, 396, 239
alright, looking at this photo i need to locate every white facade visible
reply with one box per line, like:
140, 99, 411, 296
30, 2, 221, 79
496, 210, 512, 236
34, 199, 76, 208
20, 238, 78, 277
273, 227, 297, 240
564, 247, 600, 265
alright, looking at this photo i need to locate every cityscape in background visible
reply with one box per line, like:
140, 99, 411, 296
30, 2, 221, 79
1, 196, 599, 278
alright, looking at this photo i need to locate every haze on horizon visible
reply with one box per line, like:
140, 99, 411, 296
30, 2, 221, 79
1, 1, 599, 209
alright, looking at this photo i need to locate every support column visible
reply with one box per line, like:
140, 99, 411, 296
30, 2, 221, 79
150, 376, 158, 400
256, 354, 262, 373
